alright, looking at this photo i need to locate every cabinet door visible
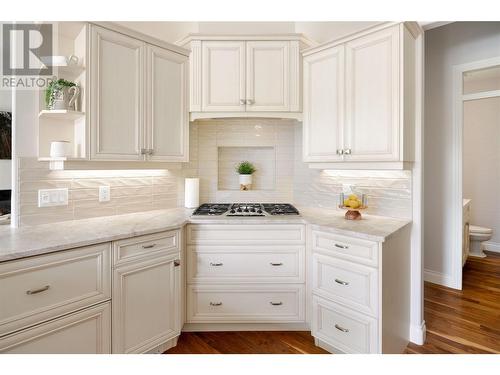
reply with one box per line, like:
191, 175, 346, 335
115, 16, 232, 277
303, 46, 345, 162
0, 303, 111, 354
202, 41, 246, 112
146, 45, 189, 162
90, 25, 145, 160
112, 254, 181, 353
246, 41, 289, 111
344, 26, 400, 161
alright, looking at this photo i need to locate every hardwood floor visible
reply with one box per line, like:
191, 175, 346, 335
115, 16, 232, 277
164, 331, 329, 354
406, 251, 500, 354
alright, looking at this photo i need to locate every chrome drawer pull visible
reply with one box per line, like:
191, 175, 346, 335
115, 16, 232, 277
334, 278, 349, 286
270, 262, 283, 266
26, 285, 50, 295
142, 243, 156, 249
334, 324, 349, 333
210, 262, 223, 267
334, 243, 349, 249
270, 302, 283, 306
210, 302, 222, 306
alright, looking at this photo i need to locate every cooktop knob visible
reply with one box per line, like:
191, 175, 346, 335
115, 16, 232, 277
250, 207, 255, 212
244, 208, 249, 212
237, 207, 243, 212
257, 209, 263, 214
230, 209, 236, 214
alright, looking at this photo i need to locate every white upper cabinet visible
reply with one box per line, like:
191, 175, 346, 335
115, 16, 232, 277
89, 24, 189, 162
303, 45, 345, 162
246, 41, 290, 112
183, 35, 305, 119
90, 26, 145, 160
302, 23, 417, 168
202, 41, 246, 112
344, 26, 400, 162
146, 45, 189, 162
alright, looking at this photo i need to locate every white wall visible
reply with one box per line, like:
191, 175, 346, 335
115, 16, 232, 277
463, 97, 500, 244
424, 22, 500, 284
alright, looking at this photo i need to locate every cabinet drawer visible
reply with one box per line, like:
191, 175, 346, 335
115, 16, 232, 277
0, 302, 111, 354
113, 230, 180, 266
187, 285, 305, 323
187, 246, 304, 283
312, 230, 379, 267
187, 224, 305, 245
312, 253, 378, 316
312, 296, 378, 354
0, 243, 111, 337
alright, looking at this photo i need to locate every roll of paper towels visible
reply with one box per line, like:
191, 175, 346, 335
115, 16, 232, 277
184, 178, 200, 208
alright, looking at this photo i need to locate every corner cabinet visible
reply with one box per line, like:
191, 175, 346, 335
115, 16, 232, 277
89, 24, 189, 162
180, 35, 310, 120
303, 23, 419, 169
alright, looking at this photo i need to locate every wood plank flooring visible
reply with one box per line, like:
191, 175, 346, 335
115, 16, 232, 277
164, 331, 328, 354
165, 252, 499, 354
406, 251, 500, 354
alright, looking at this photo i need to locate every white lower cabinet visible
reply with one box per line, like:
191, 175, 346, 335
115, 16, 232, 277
112, 231, 182, 354
186, 224, 306, 326
312, 296, 377, 354
0, 302, 111, 354
310, 227, 411, 354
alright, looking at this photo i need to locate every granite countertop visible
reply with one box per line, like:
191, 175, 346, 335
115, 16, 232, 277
0, 206, 411, 263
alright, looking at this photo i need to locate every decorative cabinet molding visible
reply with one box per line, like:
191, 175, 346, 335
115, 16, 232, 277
181, 35, 311, 120
89, 24, 189, 162
302, 23, 418, 169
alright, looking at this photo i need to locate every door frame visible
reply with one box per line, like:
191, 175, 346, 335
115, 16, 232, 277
451, 56, 500, 289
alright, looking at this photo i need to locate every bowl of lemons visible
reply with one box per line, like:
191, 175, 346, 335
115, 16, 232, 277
339, 193, 367, 220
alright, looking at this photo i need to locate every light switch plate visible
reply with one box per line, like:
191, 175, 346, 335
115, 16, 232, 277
99, 185, 111, 202
38, 188, 68, 207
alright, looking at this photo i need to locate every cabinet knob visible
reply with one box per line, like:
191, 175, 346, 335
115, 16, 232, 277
344, 148, 352, 155
240, 99, 246, 105
336, 149, 344, 155
174, 259, 181, 267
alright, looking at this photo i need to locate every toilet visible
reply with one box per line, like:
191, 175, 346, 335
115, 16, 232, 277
469, 225, 493, 258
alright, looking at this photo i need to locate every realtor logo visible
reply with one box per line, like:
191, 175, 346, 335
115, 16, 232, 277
2, 23, 53, 76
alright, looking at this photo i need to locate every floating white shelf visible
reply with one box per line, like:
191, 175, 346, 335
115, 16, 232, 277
38, 110, 85, 120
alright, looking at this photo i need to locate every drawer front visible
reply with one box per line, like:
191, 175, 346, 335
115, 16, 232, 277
187, 246, 305, 283
187, 224, 305, 245
113, 230, 180, 266
313, 253, 378, 317
187, 285, 305, 323
0, 302, 111, 354
312, 296, 378, 354
0, 243, 111, 337
312, 230, 379, 267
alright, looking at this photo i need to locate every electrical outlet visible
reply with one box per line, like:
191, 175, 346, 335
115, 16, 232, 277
38, 188, 68, 207
99, 186, 111, 202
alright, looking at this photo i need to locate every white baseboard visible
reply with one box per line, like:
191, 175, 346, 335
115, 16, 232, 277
484, 241, 500, 253
183, 322, 310, 332
409, 320, 426, 345
424, 269, 455, 288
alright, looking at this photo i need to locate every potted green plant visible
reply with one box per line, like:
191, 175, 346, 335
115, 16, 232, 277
235, 161, 256, 191
45, 78, 79, 111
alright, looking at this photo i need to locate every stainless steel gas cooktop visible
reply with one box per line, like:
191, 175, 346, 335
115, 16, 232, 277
192, 203, 300, 217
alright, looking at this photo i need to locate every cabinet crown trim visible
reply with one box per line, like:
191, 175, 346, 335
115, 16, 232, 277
177, 33, 316, 49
